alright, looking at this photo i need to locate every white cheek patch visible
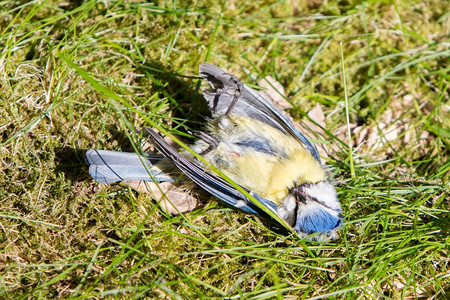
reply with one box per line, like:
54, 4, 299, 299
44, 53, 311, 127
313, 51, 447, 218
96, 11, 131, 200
277, 194, 297, 226
305, 182, 341, 211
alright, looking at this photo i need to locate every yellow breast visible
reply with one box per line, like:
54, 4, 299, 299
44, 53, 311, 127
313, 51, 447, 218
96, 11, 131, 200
203, 115, 326, 204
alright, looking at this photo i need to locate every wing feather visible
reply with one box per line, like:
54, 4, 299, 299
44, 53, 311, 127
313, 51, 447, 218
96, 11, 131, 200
144, 127, 277, 216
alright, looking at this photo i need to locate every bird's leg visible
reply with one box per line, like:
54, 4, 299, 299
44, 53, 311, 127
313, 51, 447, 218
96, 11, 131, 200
224, 76, 244, 116
187, 129, 219, 155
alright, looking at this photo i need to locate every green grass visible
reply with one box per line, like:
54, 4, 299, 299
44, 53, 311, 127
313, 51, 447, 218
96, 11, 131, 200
0, 0, 448, 298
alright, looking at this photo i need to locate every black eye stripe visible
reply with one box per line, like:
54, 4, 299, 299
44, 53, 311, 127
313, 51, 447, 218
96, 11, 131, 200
291, 187, 340, 213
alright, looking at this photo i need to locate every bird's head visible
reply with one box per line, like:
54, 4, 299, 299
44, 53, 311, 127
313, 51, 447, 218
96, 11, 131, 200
278, 181, 342, 240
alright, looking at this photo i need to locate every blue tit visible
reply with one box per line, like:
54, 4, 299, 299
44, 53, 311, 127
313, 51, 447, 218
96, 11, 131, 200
86, 63, 342, 239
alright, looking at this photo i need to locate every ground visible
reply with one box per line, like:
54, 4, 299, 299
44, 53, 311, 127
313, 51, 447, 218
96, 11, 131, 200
0, 0, 448, 298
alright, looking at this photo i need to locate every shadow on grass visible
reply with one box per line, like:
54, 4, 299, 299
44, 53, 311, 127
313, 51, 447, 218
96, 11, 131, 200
55, 61, 209, 181
54, 147, 90, 182
138, 60, 211, 131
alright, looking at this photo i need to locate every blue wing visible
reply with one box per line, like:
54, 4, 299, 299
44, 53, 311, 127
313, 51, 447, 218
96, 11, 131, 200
144, 127, 278, 217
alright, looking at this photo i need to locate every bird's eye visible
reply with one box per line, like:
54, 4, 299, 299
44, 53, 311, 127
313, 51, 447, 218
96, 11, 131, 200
291, 183, 310, 195
291, 186, 308, 203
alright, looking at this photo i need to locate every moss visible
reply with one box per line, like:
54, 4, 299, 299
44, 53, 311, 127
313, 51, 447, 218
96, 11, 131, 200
0, 0, 448, 298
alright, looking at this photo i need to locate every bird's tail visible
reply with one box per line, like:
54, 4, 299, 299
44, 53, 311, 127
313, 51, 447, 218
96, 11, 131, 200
85, 149, 174, 184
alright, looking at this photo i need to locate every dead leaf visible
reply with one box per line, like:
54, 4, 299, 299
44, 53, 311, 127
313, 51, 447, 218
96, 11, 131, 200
179, 227, 190, 234
366, 122, 401, 151
353, 125, 369, 147
334, 123, 358, 144
258, 76, 293, 110
403, 123, 413, 144
125, 181, 198, 215
380, 275, 428, 299
305, 104, 326, 135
